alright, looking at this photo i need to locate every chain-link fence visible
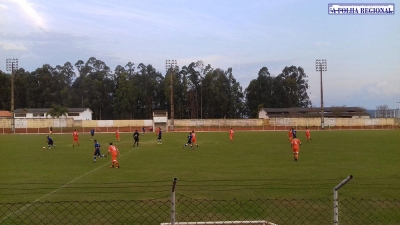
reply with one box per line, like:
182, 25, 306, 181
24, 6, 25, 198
1, 196, 399, 225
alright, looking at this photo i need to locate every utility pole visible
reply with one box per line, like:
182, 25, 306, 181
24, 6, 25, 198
166, 60, 178, 131
6, 58, 18, 134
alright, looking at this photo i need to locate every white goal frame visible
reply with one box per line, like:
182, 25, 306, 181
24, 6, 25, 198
161, 221, 277, 225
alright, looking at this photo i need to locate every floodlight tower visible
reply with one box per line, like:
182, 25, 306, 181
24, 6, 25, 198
166, 60, 178, 131
316, 59, 327, 129
6, 59, 18, 134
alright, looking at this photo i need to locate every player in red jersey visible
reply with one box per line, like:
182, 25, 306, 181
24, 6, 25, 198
191, 131, 199, 147
229, 128, 234, 143
291, 137, 302, 162
288, 128, 293, 142
305, 127, 312, 142
72, 129, 80, 147
115, 128, 120, 142
108, 143, 120, 168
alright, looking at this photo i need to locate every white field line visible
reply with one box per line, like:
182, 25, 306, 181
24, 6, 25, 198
0, 148, 135, 223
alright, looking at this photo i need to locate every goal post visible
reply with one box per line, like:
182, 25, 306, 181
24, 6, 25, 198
161, 221, 277, 225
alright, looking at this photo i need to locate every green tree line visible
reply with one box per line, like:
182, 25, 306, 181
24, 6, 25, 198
0, 57, 311, 119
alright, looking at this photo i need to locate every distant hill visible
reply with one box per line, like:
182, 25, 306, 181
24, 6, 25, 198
366, 110, 374, 118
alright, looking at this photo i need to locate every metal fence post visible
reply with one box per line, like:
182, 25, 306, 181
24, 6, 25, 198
171, 177, 178, 225
334, 175, 353, 225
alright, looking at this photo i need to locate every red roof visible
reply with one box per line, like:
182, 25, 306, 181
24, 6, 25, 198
0, 111, 11, 117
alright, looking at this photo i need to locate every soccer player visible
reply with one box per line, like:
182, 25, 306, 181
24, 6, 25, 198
72, 129, 80, 147
47, 135, 55, 149
183, 132, 193, 148
288, 128, 293, 142
49, 126, 53, 134
229, 128, 234, 143
305, 127, 312, 142
291, 128, 297, 139
116, 128, 120, 142
93, 139, 106, 162
291, 137, 302, 162
133, 129, 140, 147
142, 126, 145, 135
108, 143, 120, 168
157, 127, 162, 144
191, 130, 199, 147
90, 127, 95, 140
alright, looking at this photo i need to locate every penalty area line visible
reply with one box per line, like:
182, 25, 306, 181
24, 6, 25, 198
0, 147, 136, 223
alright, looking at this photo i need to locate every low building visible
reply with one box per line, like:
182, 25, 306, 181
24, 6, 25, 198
14, 108, 93, 120
259, 107, 370, 119
0, 110, 12, 118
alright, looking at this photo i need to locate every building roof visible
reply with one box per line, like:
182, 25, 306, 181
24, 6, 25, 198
0, 110, 12, 117
15, 108, 92, 114
260, 107, 370, 118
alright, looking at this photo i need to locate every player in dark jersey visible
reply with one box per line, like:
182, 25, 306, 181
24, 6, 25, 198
157, 127, 162, 144
90, 127, 95, 140
47, 135, 55, 149
133, 130, 140, 147
183, 132, 193, 148
291, 128, 297, 139
93, 139, 106, 162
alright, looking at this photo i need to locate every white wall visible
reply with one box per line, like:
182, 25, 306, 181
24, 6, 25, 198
75, 109, 92, 120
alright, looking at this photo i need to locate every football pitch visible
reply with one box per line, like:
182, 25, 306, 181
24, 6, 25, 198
1, 130, 399, 203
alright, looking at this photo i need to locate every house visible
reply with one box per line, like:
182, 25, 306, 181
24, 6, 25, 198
259, 107, 370, 119
0, 110, 12, 118
14, 108, 93, 120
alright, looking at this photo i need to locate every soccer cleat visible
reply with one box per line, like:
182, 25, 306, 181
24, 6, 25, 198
110, 165, 114, 168
116, 166, 120, 169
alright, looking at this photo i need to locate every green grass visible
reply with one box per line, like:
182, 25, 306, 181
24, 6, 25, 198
1, 130, 399, 203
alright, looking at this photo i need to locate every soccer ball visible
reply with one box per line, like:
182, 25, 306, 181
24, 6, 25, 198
43, 147, 46, 149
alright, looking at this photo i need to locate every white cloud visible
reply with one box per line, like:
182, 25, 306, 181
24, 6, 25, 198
0, 42, 28, 51
314, 42, 331, 47
361, 81, 400, 97
8, 0, 48, 30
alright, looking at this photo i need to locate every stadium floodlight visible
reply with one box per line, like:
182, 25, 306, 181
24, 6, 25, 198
316, 59, 327, 129
6, 58, 18, 134
166, 60, 178, 131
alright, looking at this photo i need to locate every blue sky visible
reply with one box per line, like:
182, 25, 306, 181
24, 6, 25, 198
1, 0, 399, 109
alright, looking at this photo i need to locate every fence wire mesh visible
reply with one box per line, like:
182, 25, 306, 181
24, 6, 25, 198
1, 197, 399, 225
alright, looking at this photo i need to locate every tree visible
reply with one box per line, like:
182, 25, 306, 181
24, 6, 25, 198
46, 104, 68, 118
276, 66, 311, 108
375, 105, 390, 118
245, 67, 274, 118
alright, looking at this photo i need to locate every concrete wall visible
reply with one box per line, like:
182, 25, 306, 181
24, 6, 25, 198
0, 118, 397, 129
174, 119, 263, 127
268, 117, 396, 127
